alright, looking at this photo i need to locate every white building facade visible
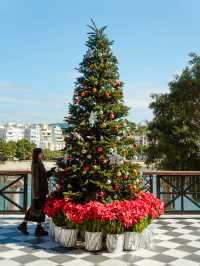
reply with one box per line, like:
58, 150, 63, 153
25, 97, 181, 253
0, 123, 65, 151
0, 123, 25, 142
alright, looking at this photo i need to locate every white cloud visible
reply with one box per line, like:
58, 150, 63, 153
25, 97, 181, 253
123, 81, 168, 111
0, 82, 32, 92
0, 95, 67, 107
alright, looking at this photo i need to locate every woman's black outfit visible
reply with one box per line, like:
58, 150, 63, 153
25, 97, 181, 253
18, 161, 53, 236
25, 161, 52, 223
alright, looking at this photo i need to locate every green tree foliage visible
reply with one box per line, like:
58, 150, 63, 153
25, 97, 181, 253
43, 149, 63, 161
146, 53, 200, 170
4, 141, 17, 159
0, 139, 6, 161
16, 139, 36, 160
0, 138, 61, 161
59, 21, 142, 203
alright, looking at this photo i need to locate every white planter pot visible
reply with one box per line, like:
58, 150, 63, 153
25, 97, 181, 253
124, 232, 142, 251
59, 228, 78, 248
49, 220, 55, 241
54, 225, 63, 243
140, 226, 153, 249
85, 231, 103, 251
106, 234, 124, 253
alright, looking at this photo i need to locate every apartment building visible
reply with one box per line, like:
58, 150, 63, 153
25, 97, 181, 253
0, 123, 65, 151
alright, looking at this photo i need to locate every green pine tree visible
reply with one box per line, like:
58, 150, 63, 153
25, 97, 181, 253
59, 20, 142, 203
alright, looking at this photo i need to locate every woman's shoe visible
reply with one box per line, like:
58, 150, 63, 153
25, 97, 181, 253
17, 222, 29, 235
35, 225, 48, 237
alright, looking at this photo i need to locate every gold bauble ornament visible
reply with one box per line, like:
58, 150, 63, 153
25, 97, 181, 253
100, 123, 106, 128
93, 165, 98, 170
116, 171, 122, 177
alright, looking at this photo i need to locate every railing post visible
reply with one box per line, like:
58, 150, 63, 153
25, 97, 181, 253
156, 175, 161, 199
24, 174, 28, 211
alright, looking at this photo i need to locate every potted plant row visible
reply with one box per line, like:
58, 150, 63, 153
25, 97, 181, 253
44, 191, 164, 252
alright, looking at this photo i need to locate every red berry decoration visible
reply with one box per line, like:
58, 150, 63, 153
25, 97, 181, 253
96, 146, 104, 152
114, 79, 121, 88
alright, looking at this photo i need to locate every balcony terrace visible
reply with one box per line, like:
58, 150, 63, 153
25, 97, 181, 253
0, 170, 200, 266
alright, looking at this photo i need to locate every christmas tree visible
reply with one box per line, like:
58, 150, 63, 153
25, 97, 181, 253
59, 20, 143, 203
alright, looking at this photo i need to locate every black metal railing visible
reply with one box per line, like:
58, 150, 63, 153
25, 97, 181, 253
0, 170, 30, 213
1, 170, 200, 214
143, 171, 200, 213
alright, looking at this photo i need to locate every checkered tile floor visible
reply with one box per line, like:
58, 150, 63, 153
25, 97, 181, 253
0, 216, 200, 266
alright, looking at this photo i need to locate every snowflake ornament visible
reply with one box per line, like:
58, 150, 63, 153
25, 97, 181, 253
108, 149, 124, 166
89, 111, 98, 127
71, 132, 83, 140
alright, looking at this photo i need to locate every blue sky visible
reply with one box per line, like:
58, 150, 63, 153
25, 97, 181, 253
0, 0, 199, 124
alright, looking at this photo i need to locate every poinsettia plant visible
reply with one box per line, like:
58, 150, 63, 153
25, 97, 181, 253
44, 191, 164, 233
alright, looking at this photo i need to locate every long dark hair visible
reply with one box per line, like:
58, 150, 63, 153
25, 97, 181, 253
32, 148, 43, 163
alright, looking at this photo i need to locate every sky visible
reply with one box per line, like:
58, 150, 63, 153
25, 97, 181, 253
0, 0, 200, 124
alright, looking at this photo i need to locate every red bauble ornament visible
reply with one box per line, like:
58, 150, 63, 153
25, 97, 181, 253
98, 191, 104, 198
92, 87, 97, 94
109, 113, 115, 120
114, 184, 120, 192
114, 79, 121, 88
104, 91, 110, 98
83, 164, 90, 173
89, 64, 95, 69
96, 146, 104, 152
80, 91, 87, 97
130, 184, 137, 193
123, 175, 129, 180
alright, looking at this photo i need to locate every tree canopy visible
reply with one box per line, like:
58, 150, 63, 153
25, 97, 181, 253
146, 53, 200, 170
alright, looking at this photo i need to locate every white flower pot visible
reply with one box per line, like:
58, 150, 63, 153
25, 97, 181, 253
106, 233, 124, 253
85, 231, 103, 251
59, 228, 78, 248
124, 232, 142, 251
49, 220, 55, 241
54, 224, 63, 243
140, 225, 154, 249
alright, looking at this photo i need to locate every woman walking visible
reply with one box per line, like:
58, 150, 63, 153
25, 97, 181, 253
18, 148, 55, 236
